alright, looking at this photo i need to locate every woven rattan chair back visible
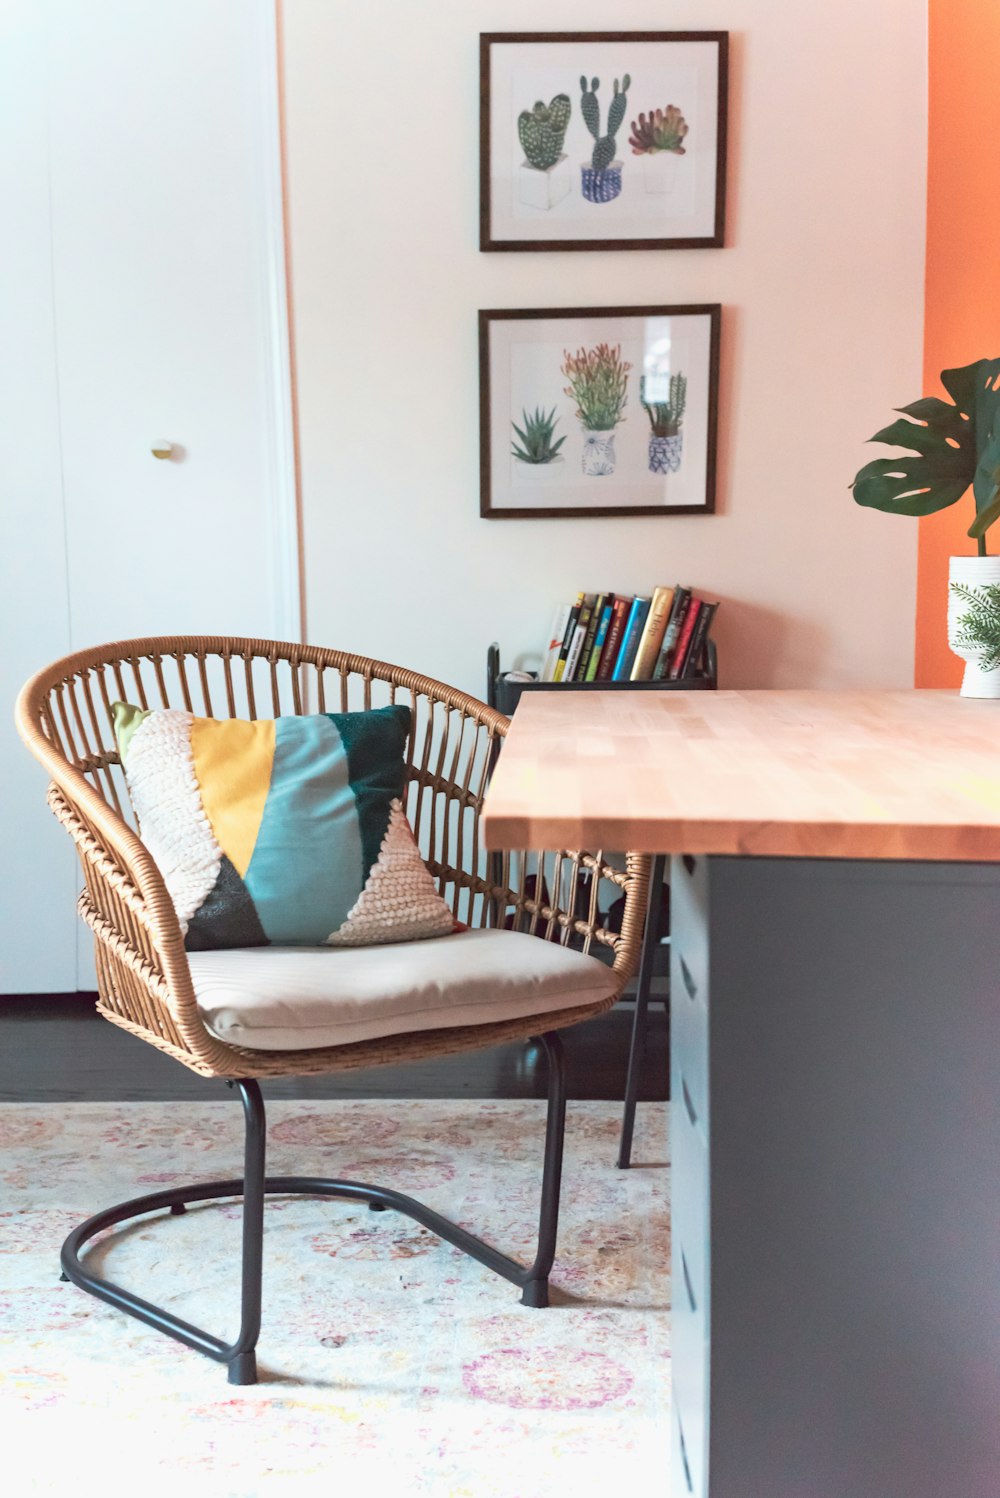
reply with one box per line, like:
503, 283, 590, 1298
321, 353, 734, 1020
16, 636, 649, 1079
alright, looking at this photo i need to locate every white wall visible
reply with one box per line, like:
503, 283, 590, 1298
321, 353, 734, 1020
282, 0, 927, 693
0, 5, 78, 991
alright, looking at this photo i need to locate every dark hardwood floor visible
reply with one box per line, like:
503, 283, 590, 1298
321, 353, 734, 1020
0, 994, 668, 1104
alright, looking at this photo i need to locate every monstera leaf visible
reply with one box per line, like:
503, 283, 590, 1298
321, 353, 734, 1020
852, 358, 1000, 541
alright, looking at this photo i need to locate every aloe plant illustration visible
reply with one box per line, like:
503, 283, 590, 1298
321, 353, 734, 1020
640, 373, 687, 436
517, 95, 571, 171
579, 75, 630, 203
629, 105, 689, 155
511, 407, 566, 465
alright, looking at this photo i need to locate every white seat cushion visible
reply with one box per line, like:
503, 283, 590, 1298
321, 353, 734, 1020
189, 927, 618, 1051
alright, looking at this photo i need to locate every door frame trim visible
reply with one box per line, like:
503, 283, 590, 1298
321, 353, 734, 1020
254, 0, 302, 645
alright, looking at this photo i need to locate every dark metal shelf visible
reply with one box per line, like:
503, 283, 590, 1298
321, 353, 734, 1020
486, 638, 717, 716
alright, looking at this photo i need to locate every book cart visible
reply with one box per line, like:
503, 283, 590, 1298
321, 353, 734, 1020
485, 639, 718, 1167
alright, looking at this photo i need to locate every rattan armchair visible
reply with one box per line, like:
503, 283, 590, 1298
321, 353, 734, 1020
16, 636, 649, 1385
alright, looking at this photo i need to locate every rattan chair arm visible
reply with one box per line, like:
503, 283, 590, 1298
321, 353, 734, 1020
43, 779, 235, 1066
15, 682, 178, 937
15, 676, 222, 1053
612, 851, 651, 985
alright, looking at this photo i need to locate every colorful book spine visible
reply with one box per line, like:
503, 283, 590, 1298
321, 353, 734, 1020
584, 597, 615, 681
563, 594, 596, 683
540, 603, 572, 682
668, 597, 703, 680
574, 592, 607, 681
681, 600, 718, 678
612, 597, 652, 681
630, 585, 675, 681
552, 594, 584, 682
653, 587, 691, 680
596, 597, 633, 681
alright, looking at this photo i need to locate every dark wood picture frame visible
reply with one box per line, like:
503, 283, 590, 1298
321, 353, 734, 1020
479, 303, 721, 520
480, 31, 728, 253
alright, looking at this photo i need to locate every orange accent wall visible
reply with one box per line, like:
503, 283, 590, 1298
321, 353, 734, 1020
916, 0, 1000, 684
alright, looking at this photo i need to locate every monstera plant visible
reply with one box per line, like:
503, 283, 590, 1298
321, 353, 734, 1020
851, 357, 1000, 553
851, 357, 1000, 697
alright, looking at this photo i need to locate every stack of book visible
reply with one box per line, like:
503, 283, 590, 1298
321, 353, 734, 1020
540, 587, 718, 684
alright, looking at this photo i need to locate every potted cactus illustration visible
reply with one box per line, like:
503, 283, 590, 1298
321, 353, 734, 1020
629, 105, 689, 194
517, 94, 572, 210
511, 407, 566, 473
562, 343, 632, 475
640, 373, 687, 474
579, 74, 630, 204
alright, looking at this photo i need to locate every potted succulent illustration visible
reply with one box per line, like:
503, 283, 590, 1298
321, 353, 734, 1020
851, 356, 1000, 696
640, 372, 686, 474
517, 94, 572, 210
510, 406, 566, 476
628, 104, 689, 194
562, 342, 631, 476
579, 74, 630, 204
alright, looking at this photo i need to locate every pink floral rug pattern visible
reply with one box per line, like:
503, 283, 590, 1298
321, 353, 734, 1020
0, 1099, 669, 1496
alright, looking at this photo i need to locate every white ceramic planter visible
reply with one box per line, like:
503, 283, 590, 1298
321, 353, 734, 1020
517, 155, 571, 211
582, 429, 616, 476
947, 555, 1000, 697
513, 454, 565, 481
642, 152, 680, 194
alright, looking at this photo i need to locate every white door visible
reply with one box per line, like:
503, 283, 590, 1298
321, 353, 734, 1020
0, 0, 298, 993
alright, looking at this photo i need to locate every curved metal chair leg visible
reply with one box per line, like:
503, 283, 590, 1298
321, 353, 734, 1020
59, 1040, 569, 1382
519, 1030, 567, 1307
60, 1079, 266, 1385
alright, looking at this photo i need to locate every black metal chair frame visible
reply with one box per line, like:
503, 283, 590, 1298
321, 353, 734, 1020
59, 1031, 566, 1385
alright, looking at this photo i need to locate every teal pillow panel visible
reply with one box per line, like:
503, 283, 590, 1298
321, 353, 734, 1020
112, 702, 455, 951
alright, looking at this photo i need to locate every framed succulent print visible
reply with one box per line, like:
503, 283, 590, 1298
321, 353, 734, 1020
480, 31, 728, 252
479, 304, 721, 519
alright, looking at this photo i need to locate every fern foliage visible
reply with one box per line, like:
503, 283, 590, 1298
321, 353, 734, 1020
951, 581, 1000, 670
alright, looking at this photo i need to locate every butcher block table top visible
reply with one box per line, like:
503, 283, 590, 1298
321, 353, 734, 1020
479, 689, 1000, 861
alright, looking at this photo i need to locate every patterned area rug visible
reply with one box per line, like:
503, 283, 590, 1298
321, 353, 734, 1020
0, 1100, 669, 1497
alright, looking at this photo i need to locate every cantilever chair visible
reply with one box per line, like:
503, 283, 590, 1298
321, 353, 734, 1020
16, 636, 649, 1385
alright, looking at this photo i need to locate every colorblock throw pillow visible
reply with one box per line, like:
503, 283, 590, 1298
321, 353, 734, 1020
112, 702, 455, 951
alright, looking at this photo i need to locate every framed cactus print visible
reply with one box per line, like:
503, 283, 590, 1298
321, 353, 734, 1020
480, 32, 728, 252
479, 304, 720, 519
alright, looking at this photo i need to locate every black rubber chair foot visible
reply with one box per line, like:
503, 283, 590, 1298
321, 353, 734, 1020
227, 1351, 258, 1385
169, 1202, 187, 1215
59, 1271, 70, 1282
368, 1201, 388, 1212
520, 1279, 550, 1309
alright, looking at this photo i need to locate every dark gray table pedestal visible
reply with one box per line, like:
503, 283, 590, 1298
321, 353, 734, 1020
671, 853, 1000, 1498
